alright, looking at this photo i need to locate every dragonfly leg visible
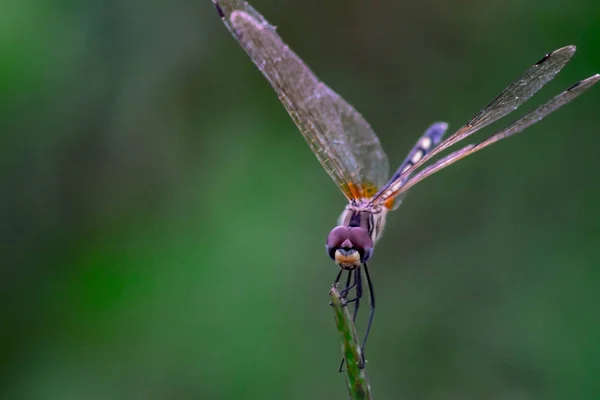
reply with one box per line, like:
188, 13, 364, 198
338, 267, 363, 372
330, 269, 350, 307
357, 262, 375, 369
352, 267, 362, 323
330, 269, 344, 307
332, 269, 344, 288
340, 269, 359, 299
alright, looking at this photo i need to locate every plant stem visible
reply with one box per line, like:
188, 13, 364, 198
330, 287, 373, 400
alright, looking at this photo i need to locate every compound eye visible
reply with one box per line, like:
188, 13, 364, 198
348, 227, 373, 260
348, 227, 373, 251
326, 226, 350, 260
326, 226, 349, 249
326, 226, 374, 263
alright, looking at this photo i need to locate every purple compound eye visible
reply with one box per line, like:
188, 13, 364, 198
326, 226, 348, 260
348, 227, 373, 256
326, 226, 348, 248
325, 226, 373, 262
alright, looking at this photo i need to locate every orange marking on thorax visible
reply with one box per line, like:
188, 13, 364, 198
347, 181, 378, 200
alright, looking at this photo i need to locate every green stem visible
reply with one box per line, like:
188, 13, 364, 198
330, 287, 373, 400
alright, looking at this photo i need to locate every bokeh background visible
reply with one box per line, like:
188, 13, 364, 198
2, 0, 600, 399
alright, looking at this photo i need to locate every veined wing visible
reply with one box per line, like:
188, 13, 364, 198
372, 46, 577, 206
214, 0, 389, 200
378, 74, 600, 201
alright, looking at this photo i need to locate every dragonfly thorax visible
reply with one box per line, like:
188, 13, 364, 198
339, 202, 388, 245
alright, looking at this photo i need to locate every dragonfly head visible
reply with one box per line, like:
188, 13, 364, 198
326, 226, 373, 269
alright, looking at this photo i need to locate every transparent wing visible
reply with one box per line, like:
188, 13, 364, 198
214, 0, 389, 200
372, 46, 577, 206
376, 74, 600, 200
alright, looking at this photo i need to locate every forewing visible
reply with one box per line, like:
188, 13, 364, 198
326, 88, 390, 197
214, 0, 389, 200
372, 46, 576, 205
377, 74, 600, 199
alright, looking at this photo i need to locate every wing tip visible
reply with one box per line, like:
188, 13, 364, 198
213, 1, 258, 25
555, 45, 577, 57
567, 74, 600, 91
536, 45, 576, 65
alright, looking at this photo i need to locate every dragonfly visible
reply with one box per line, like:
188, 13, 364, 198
213, 0, 599, 367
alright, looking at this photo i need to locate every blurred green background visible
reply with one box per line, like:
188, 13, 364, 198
2, 0, 600, 399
